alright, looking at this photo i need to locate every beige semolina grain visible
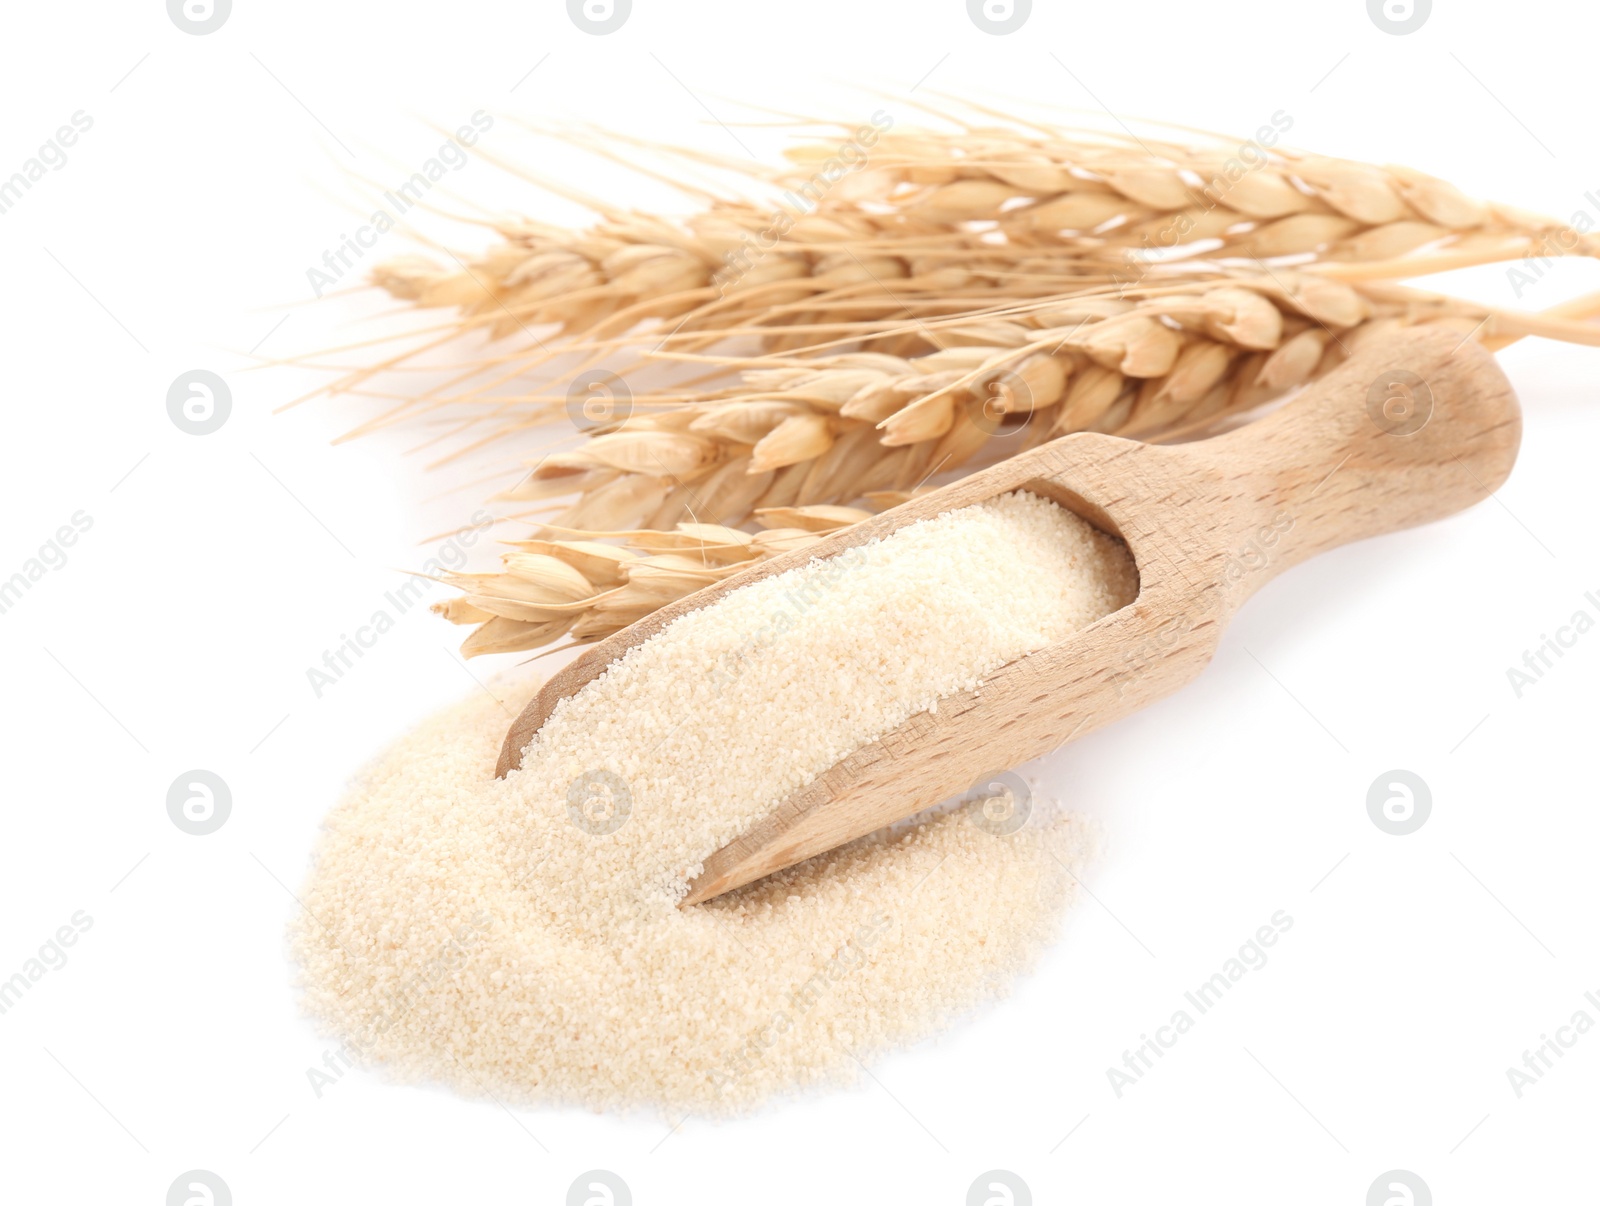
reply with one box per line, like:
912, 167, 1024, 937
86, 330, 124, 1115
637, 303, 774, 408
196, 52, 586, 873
291, 491, 1138, 1113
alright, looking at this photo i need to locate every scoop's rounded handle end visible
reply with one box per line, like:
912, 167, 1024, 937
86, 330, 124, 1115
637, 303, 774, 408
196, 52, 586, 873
1204, 327, 1520, 586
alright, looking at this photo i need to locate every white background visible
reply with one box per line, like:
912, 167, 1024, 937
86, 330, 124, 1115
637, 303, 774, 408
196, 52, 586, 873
1, 1, 1596, 1203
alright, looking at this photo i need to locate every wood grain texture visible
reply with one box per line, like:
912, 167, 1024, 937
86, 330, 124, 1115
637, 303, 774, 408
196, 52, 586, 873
497, 329, 1520, 905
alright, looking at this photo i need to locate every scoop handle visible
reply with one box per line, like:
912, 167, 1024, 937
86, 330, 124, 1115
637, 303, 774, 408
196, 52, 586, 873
1189, 327, 1521, 603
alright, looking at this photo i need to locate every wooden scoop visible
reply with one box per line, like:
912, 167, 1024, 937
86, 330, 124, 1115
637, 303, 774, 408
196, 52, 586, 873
499, 329, 1520, 904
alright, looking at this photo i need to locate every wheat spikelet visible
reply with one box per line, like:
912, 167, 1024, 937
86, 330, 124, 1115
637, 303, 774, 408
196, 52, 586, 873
369, 123, 1600, 390
370, 203, 1124, 374
436, 269, 1600, 655
339, 121, 1600, 470
494, 269, 1600, 534
332, 114, 1600, 656
794, 125, 1600, 275
435, 508, 874, 655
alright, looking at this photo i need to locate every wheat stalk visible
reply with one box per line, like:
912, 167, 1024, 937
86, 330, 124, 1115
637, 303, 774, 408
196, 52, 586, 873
437, 269, 1600, 655
369, 125, 1598, 380
793, 125, 1600, 273
435, 508, 872, 655
334, 122, 1600, 472
324, 117, 1600, 657
494, 269, 1599, 533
